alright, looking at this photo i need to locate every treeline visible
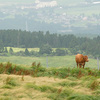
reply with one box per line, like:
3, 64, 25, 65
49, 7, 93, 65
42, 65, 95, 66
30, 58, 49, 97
0, 30, 100, 57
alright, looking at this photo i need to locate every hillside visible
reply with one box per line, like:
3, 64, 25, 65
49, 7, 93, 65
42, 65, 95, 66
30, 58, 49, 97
0, 74, 99, 100
0, 0, 100, 34
0, 64, 100, 100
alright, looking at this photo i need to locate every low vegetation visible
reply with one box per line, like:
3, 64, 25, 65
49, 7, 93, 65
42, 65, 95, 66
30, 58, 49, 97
0, 55, 98, 68
0, 62, 100, 100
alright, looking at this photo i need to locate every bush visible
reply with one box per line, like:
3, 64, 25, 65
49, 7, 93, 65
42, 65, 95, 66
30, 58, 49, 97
55, 48, 66, 56
39, 44, 52, 55
25, 48, 30, 56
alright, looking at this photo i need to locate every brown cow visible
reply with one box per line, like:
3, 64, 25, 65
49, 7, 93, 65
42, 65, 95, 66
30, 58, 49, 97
75, 54, 89, 68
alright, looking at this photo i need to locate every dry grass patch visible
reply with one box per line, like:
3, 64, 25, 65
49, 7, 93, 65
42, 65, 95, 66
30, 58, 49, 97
72, 86, 92, 95
0, 74, 51, 100
0, 74, 99, 100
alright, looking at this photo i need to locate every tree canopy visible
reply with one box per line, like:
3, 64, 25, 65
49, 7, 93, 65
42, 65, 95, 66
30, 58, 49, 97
0, 30, 100, 57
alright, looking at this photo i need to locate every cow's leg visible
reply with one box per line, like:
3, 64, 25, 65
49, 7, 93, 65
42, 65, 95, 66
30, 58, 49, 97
79, 64, 82, 68
77, 63, 78, 68
83, 63, 85, 69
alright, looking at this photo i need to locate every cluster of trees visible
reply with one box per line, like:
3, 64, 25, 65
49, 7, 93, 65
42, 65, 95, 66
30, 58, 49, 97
0, 30, 100, 57
1, 45, 67, 57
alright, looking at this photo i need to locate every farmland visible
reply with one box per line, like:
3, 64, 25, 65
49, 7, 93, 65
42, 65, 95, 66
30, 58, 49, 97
0, 47, 99, 99
0, 55, 98, 68
0, 47, 98, 68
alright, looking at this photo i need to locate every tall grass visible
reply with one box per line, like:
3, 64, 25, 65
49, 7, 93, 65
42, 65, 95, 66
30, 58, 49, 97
0, 62, 100, 80
0, 63, 99, 100
68, 94, 100, 100
3, 77, 19, 86
43, 67, 100, 79
26, 82, 57, 93
48, 88, 73, 100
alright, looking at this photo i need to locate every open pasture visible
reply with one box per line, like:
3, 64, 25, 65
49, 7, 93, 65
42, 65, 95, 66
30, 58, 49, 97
0, 55, 98, 69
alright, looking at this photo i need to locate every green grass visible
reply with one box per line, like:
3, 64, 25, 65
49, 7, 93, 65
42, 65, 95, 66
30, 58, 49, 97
3, 77, 19, 87
0, 66, 99, 100
7, 47, 39, 52
26, 82, 57, 93
58, 81, 78, 87
67, 94, 100, 100
0, 55, 98, 68
7, 47, 56, 52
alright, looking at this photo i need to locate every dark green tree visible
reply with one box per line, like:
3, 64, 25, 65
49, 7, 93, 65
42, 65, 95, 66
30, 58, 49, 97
9, 47, 13, 54
25, 48, 30, 56
39, 44, 52, 55
55, 48, 66, 56
4, 47, 8, 53
0, 40, 4, 53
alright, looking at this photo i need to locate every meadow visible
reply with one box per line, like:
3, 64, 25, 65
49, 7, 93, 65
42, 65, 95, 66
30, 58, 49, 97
0, 55, 98, 69
7, 47, 39, 52
0, 47, 98, 69
0, 47, 100, 100
0, 62, 100, 100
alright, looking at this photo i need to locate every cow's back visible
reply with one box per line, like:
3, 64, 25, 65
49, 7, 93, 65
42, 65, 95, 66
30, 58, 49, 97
75, 54, 84, 63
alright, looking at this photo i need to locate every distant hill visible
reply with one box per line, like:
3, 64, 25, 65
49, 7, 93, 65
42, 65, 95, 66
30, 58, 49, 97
0, 0, 100, 34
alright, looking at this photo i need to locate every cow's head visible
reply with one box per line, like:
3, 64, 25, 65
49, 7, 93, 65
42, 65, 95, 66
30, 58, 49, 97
84, 55, 89, 62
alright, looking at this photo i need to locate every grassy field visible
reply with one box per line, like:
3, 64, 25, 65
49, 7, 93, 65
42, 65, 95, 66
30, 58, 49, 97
0, 55, 98, 69
0, 60, 99, 100
7, 47, 57, 52
3, 47, 98, 68
0, 71, 100, 100
7, 47, 39, 52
